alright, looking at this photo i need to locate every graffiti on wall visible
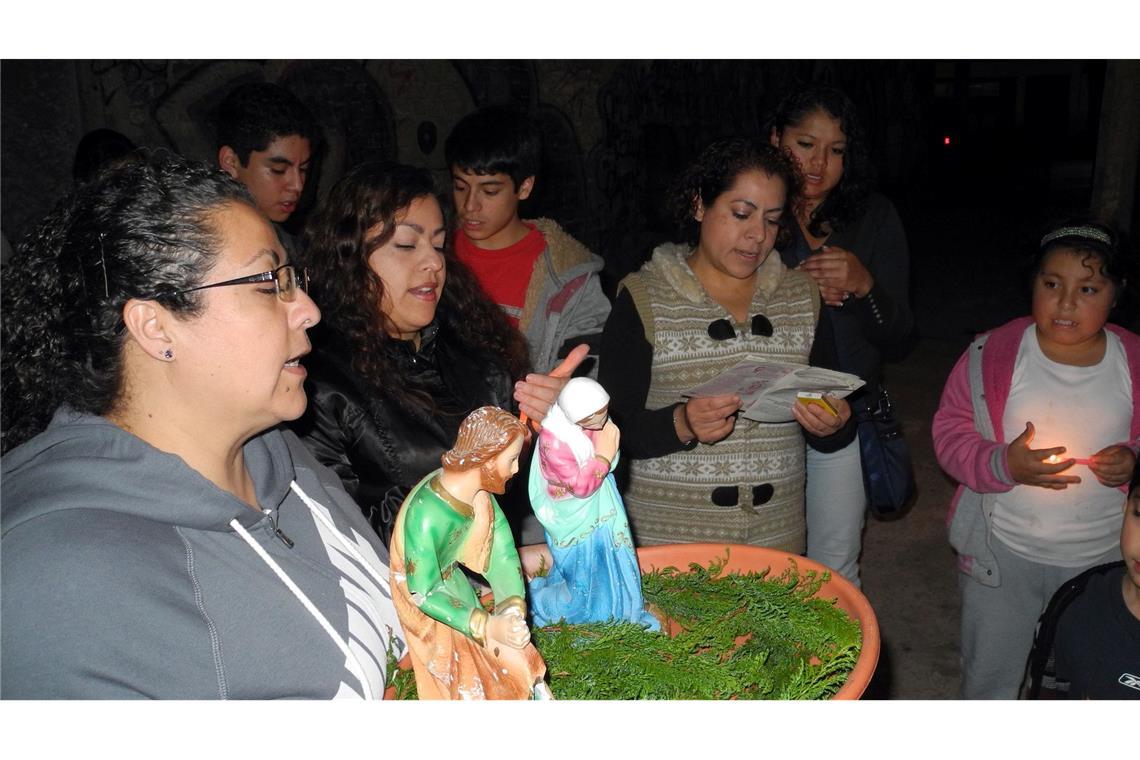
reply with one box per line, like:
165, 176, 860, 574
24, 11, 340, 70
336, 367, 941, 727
4, 60, 929, 281
120, 59, 587, 237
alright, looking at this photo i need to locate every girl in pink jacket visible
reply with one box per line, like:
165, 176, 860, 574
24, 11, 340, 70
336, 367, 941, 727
933, 221, 1140, 698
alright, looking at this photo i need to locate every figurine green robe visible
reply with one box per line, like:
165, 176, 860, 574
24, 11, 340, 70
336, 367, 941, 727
390, 470, 545, 699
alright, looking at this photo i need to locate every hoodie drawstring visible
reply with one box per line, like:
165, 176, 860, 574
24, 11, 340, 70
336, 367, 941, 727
288, 481, 392, 596
229, 478, 387, 700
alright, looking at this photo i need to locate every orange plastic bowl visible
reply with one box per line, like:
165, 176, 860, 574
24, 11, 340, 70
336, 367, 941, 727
386, 542, 880, 700
636, 543, 880, 700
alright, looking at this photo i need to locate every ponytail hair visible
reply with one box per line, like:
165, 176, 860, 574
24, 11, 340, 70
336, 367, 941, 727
1, 151, 254, 452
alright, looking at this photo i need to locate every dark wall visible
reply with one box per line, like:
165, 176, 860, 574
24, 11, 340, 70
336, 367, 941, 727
2, 60, 1111, 294
0, 61, 935, 278
1, 61, 85, 246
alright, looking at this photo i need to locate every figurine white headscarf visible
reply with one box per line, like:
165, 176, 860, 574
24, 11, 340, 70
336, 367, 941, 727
541, 377, 610, 467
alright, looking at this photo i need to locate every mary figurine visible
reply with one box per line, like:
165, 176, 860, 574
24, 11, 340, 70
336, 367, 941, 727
527, 377, 660, 631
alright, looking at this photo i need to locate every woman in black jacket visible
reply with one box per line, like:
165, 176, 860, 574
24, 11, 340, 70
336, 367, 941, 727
292, 162, 534, 545
767, 84, 916, 587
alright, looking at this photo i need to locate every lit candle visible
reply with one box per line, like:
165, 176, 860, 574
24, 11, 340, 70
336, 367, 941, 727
1044, 454, 1092, 466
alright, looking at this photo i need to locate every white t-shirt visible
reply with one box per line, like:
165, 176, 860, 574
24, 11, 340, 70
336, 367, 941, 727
991, 325, 1131, 566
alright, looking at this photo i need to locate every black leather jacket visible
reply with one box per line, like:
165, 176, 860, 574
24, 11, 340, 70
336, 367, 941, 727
291, 322, 514, 545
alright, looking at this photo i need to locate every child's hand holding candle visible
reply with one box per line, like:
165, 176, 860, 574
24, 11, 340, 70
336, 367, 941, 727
1007, 421, 1082, 490
1086, 444, 1137, 488
1044, 454, 1091, 465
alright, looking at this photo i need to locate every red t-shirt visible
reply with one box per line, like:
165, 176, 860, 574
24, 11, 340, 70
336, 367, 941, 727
454, 224, 546, 327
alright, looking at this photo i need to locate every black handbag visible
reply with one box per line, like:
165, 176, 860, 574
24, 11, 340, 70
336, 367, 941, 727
855, 386, 915, 516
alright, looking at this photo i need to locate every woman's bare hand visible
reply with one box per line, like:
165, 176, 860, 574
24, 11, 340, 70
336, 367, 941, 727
792, 394, 851, 436
514, 344, 590, 422
517, 543, 554, 580
800, 245, 874, 307
682, 395, 741, 444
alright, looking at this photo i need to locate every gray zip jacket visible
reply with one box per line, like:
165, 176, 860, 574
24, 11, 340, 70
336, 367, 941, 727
520, 218, 610, 375
1, 407, 405, 699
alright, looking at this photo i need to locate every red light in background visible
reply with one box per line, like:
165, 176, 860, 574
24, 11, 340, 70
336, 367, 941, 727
943, 136, 952, 146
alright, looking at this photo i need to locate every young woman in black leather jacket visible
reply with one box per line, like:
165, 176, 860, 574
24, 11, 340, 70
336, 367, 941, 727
292, 162, 535, 545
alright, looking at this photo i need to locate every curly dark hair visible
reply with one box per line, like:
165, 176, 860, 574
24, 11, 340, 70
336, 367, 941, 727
1, 151, 255, 453
300, 161, 530, 413
765, 83, 874, 237
1032, 217, 1130, 305
665, 136, 802, 250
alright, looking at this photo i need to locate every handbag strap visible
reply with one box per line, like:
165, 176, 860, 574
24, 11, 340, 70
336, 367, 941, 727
855, 384, 891, 424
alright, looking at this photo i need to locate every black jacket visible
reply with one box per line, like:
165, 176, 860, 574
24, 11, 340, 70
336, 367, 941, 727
291, 323, 514, 545
779, 192, 915, 414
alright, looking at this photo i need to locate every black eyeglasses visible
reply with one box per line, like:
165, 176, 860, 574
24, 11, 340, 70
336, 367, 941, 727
161, 264, 309, 303
707, 314, 773, 341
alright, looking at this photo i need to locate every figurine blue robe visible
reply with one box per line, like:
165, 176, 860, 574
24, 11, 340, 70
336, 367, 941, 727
526, 378, 660, 631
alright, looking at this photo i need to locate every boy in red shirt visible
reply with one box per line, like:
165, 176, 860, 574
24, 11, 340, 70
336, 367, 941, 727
445, 106, 610, 376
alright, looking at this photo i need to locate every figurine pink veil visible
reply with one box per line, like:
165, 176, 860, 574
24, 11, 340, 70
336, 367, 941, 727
541, 377, 610, 466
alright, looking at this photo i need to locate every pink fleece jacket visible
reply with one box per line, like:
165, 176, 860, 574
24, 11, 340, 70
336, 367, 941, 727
933, 317, 1140, 583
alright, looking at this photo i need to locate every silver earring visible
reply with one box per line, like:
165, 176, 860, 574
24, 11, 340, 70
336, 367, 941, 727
161, 349, 174, 361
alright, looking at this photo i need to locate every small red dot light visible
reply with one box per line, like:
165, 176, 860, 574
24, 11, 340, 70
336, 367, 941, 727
943, 136, 951, 146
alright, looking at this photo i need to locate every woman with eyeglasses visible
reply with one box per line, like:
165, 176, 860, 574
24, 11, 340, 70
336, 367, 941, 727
0, 153, 405, 698
767, 84, 915, 587
293, 162, 569, 547
598, 137, 854, 552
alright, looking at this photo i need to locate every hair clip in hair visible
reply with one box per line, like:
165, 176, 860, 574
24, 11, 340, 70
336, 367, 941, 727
97, 232, 111, 299
1040, 225, 1112, 248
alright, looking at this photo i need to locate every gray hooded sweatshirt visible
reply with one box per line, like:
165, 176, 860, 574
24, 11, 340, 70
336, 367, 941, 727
1, 407, 405, 699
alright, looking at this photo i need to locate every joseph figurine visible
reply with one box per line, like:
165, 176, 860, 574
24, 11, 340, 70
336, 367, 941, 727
389, 406, 549, 699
